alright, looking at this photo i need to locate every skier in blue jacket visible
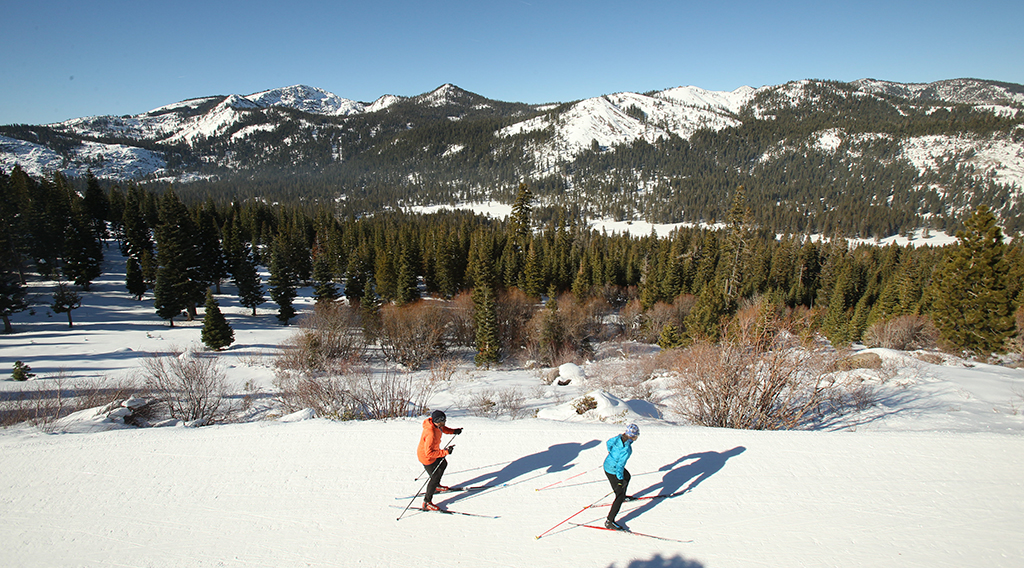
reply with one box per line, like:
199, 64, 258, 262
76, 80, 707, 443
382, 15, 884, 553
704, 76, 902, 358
603, 423, 639, 530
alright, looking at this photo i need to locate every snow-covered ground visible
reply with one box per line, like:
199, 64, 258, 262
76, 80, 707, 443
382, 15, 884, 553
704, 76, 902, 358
1, 246, 1022, 567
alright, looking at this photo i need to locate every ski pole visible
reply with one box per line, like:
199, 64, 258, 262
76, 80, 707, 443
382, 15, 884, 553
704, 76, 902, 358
535, 467, 596, 491
534, 491, 612, 540
397, 457, 447, 521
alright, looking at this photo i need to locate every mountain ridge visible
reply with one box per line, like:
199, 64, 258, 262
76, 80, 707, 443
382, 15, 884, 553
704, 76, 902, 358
2, 77, 1022, 237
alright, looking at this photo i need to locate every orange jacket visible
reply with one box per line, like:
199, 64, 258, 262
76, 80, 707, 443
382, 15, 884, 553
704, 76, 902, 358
418, 417, 455, 464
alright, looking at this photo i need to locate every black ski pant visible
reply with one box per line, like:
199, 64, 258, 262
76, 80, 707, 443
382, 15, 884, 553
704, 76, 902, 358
605, 469, 631, 522
423, 457, 448, 503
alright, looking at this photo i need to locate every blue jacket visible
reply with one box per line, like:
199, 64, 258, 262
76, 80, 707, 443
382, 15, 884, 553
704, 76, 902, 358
603, 434, 633, 480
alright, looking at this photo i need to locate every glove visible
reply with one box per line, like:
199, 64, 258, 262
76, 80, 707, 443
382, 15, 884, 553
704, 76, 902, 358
453, 428, 463, 435
445, 445, 455, 455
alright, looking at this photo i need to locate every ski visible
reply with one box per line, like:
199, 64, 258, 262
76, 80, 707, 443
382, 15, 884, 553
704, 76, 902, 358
394, 484, 507, 500
391, 505, 499, 519
569, 522, 691, 543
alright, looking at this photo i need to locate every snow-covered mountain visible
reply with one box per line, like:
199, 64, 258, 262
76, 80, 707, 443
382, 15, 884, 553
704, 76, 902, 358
2, 78, 1022, 237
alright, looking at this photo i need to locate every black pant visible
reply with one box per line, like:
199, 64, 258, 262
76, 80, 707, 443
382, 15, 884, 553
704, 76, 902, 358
605, 469, 631, 521
423, 458, 448, 503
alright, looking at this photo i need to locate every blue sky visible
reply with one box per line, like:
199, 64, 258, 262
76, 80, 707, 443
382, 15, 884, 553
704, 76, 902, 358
2, 0, 1022, 125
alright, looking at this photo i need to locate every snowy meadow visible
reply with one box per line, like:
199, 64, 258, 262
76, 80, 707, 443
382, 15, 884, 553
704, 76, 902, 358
1, 246, 1022, 568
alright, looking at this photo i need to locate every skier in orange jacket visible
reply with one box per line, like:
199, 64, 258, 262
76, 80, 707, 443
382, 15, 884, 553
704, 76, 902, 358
418, 410, 462, 511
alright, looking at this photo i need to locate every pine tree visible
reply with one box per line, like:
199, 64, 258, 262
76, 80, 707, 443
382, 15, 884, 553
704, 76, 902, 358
126, 256, 146, 300
0, 268, 28, 333
201, 289, 234, 350
234, 248, 265, 316
473, 282, 500, 367
657, 323, 685, 350
269, 235, 298, 325
51, 281, 82, 328
930, 205, 1015, 355
312, 251, 339, 303
154, 189, 203, 325
685, 284, 728, 342
62, 202, 103, 290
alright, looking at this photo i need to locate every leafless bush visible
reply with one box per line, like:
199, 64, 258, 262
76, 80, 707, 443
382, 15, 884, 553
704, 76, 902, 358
668, 331, 867, 430
525, 294, 608, 366
642, 296, 696, 343
347, 366, 436, 420
428, 358, 459, 383
587, 356, 662, 404
274, 371, 358, 419
496, 288, 538, 359
448, 292, 476, 348
142, 350, 226, 424
464, 386, 528, 419
377, 301, 452, 368
275, 364, 436, 420
277, 303, 365, 375
863, 315, 939, 351
1, 372, 144, 429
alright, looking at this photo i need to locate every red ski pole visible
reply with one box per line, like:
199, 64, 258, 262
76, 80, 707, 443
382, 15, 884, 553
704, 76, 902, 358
534, 491, 612, 540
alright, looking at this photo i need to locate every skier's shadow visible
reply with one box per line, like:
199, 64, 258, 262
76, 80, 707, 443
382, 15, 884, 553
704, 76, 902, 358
444, 440, 601, 504
620, 446, 746, 523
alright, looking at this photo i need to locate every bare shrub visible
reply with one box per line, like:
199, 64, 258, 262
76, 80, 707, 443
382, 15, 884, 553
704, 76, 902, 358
448, 292, 476, 348
378, 301, 452, 368
587, 356, 662, 404
465, 386, 528, 419
275, 364, 436, 420
642, 296, 696, 343
1, 372, 145, 429
668, 330, 866, 430
277, 303, 365, 375
863, 315, 939, 351
348, 366, 437, 420
142, 350, 227, 424
526, 294, 606, 366
274, 372, 357, 419
496, 288, 538, 359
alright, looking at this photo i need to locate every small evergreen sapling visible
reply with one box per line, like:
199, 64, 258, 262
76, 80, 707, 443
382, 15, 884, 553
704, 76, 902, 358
201, 289, 234, 351
12, 360, 35, 381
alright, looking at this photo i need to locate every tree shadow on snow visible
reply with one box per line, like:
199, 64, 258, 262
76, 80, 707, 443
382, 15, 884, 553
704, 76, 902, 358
609, 555, 704, 568
442, 439, 601, 504
620, 446, 746, 524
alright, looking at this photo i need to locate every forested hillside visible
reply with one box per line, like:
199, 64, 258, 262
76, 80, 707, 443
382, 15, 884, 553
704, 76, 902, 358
2, 169, 1022, 364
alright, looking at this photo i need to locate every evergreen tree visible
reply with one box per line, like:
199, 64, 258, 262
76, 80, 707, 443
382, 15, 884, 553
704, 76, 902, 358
201, 289, 234, 350
312, 250, 339, 303
0, 267, 28, 333
154, 190, 203, 326
62, 202, 103, 290
126, 256, 146, 300
268, 235, 298, 325
82, 171, 110, 241
658, 323, 685, 350
473, 282, 500, 367
234, 249, 265, 316
685, 284, 728, 342
930, 205, 1015, 354
51, 281, 82, 328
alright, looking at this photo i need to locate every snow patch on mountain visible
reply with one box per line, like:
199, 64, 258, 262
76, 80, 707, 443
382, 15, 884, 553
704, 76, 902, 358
902, 134, 1024, 192
245, 85, 364, 116
0, 134, 166, 180
367, 94, 403, 113
653, 85, 755, 115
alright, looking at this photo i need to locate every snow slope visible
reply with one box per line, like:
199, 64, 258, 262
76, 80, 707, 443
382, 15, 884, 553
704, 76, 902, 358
1, 247, 1022, 568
